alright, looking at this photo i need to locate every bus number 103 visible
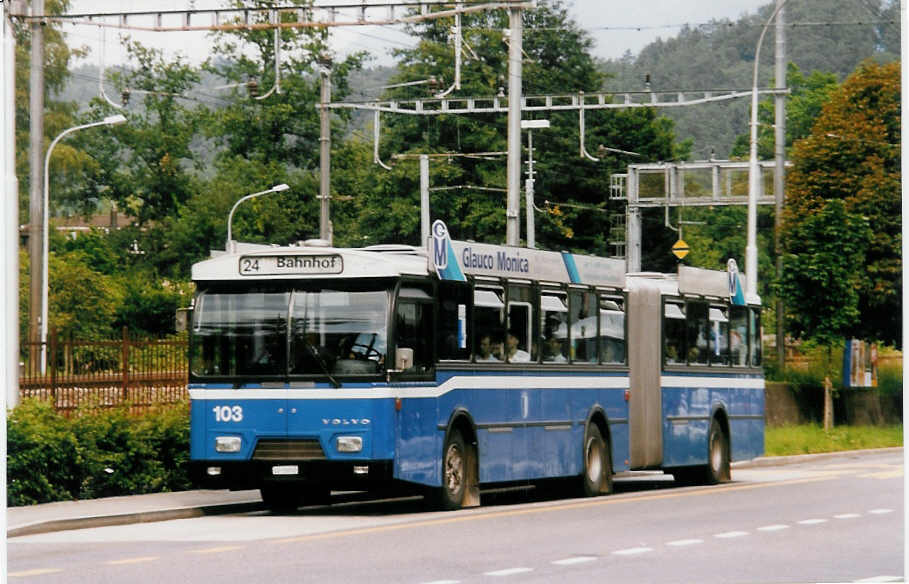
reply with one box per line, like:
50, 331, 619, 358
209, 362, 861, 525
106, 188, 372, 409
213, 405, 243, 422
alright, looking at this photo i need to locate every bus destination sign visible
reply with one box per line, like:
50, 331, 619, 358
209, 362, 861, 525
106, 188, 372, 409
239, 254, 343, 276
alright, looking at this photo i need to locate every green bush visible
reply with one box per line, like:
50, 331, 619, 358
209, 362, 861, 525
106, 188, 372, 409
7, 399, 191, 506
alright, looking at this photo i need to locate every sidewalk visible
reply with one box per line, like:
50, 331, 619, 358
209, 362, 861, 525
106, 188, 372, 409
7, 447, 902, 538
7, 489, 264, 538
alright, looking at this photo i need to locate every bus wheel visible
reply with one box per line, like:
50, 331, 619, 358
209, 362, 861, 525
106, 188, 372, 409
580, 424, 613, 497
437, 430, 468, 510
706, 419, 731, 484
260, 483, 303, 513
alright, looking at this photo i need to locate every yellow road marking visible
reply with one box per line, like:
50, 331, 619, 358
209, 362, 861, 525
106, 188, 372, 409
106, 556, 160, 566
859, 469, 904, 479
269, 475, 835, 545
9, 568, 64, 578
190, 545, 245, 554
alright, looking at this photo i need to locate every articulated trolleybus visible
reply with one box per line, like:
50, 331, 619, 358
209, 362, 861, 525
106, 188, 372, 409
189, 221, 764, 511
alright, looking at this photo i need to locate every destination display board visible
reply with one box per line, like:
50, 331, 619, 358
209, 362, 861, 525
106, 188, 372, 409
238, 254, 343, 276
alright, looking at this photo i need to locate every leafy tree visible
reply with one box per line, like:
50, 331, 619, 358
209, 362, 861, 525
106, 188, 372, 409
782, 60, 900, 346
46, 249, 124, 339
368, 0, 684, 254
78, 40, 202, 225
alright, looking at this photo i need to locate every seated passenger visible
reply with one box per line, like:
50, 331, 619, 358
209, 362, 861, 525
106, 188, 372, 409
542, 335, 567, 363
475, 334, 501, 362
505, 331, 531, 362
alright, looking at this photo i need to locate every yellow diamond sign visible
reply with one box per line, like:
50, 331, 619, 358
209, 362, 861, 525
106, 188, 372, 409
672, 239, 690, 260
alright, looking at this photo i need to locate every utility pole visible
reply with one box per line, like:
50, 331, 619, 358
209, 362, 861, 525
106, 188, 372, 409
28, 0, 44, 385
319, 57, 332, 244
774, 0, 787, 370
504, 5, 522, 246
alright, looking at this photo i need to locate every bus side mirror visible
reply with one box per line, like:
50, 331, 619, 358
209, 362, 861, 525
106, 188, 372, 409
395, 348, 414, 371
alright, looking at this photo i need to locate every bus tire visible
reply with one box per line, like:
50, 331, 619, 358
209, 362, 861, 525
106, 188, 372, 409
437, 430, 468, 510
706, 418, 731, 484
260, 483, 303, 513
580, 424, 613, 497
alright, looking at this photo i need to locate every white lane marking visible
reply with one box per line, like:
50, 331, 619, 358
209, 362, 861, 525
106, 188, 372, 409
714, 531, 749, 539
8, 568, 64, 577
421, 581, 461, 584
666, 539, 704, 547
854, 576, 903, 582
757, 524, 790, 532
834, 513, 862, 519
798, 519, 828, 525
106, 556, 159, 566
868, 508, 894, 515
612, 547, 653, 556
551, 557, 597, 566
484, 568, 533, 577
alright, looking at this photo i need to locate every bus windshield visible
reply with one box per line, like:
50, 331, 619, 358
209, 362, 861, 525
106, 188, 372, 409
191, 286, 389, 378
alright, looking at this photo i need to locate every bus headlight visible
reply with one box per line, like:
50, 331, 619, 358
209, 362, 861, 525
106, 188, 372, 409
215, 436, 242, 453
336, 436, 363, 453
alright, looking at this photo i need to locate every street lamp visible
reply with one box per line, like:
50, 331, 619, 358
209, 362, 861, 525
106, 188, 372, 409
41, 113, 127, 373
226, 183, 291, 253
746, 0, 788, 304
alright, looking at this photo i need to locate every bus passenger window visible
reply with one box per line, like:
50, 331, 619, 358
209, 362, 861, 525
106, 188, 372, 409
749, 307, 762, 367
474, 287, 505, 362
599, 297, 625, 364
569, 289, 598, 363
730, 306, 748, 366
710, 306, 730, 366
438, 282, 471, 361
541, 292, 568, 364
664, 302, 686, 365
507, 285, 535, 363
686, 302, 710, 365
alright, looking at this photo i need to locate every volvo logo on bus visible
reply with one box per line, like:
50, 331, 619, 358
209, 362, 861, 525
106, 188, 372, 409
322, 418, 371, 426
432, 220, 449, 270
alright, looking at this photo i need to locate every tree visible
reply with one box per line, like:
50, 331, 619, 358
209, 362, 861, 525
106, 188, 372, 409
782, 60, 900, 347
366, 0, 685, 253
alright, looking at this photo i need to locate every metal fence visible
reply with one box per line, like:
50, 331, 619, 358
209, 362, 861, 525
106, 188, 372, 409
20, 327, 188, 414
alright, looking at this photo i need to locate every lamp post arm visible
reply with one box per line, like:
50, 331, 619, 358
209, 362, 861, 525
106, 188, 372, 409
226, 184, 290, 252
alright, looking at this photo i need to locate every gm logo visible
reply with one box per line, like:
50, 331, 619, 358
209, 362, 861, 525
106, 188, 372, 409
432, 220, 449, 270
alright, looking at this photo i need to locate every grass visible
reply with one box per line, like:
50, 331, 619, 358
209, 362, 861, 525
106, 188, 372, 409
765, 424, 903, 457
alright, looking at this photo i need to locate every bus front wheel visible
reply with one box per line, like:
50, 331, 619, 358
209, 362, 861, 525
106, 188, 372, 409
706, 418, 731, 484
436, 430, 468, 510
580, 424, 613, 497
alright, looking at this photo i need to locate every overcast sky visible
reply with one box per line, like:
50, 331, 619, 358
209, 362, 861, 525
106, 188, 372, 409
65, 0, 770, 67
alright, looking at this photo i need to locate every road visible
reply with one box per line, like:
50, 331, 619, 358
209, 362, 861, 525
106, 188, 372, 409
8, 450, 904, 584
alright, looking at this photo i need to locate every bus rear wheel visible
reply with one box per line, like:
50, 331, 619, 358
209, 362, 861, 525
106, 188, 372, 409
580, 424, 613, 497
706, 418, 731, 484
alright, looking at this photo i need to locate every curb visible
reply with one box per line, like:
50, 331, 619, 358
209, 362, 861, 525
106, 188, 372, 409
732, 446, 904, 469
7, 500, 264, 539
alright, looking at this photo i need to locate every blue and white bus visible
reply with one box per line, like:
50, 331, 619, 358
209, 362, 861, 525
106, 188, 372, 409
188, 221, 764, 511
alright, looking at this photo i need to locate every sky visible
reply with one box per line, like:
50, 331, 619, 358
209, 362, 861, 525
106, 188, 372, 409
63, 0, 771, 68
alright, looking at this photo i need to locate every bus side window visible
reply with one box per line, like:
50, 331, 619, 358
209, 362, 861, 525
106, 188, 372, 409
599, 297, 625, 365
749, 307, 762, 367
506, 285, 535, 363
394, 286, 434, 375
686, 302, 710, 365
729, 306, 748, 366
474, 287, 505, 362
438, 282, 471, 361
664, 302, 686, 365
710, 306, 730, 366
569, 289, 598, 363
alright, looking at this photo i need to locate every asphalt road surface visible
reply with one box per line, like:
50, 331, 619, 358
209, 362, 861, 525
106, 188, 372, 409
9, 450, 904, 584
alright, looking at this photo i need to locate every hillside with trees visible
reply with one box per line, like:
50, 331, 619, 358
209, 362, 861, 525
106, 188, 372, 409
600, 0, 899, 158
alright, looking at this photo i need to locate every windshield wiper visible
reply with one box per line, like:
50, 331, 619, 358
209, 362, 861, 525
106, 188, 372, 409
302, 336, 341, 388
